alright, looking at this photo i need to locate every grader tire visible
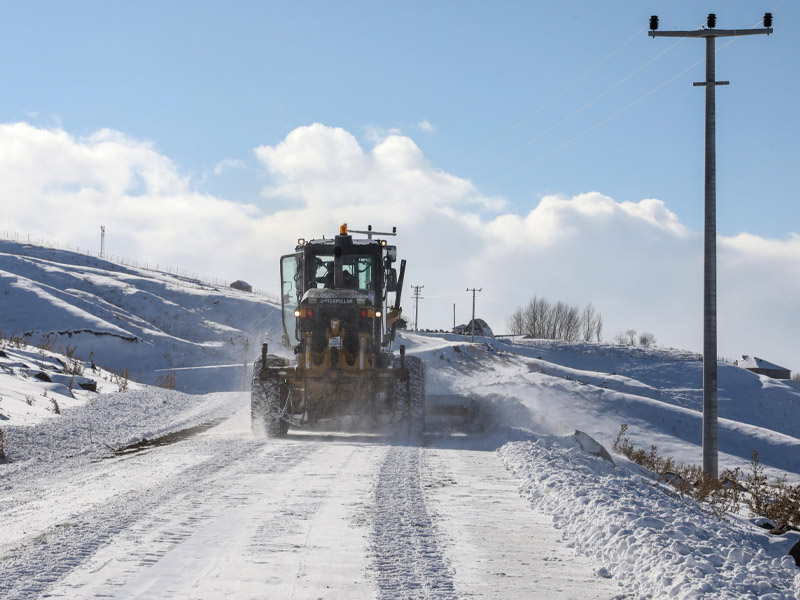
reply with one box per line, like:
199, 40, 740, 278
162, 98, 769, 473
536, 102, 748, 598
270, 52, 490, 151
394, 355, 425, 437
251, 355, 290, 438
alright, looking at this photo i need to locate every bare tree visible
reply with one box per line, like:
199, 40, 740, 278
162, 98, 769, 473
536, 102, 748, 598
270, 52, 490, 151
582, 304, 596, 342
594, 314, 603, 342
506, 310, 524, 335
625, 329, 637, 345
639, 332, 657, 347
613, 332, 627, 345
506, 295, 604, 343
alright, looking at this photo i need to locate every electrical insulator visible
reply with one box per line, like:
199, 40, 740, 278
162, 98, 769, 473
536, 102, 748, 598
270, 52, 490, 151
707, 13, 716, 29
764, 13, 772, 28
649, 15, 659, 31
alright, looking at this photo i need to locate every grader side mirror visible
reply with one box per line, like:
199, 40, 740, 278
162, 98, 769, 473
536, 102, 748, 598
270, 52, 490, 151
385, 268, 398, 292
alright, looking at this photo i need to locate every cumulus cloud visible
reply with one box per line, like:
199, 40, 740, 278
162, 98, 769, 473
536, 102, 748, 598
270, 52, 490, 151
1, 121, 798, 370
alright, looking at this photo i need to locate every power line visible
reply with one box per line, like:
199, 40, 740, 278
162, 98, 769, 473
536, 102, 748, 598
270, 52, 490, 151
456, 25, 648, 170
470, 38, 685, 180
361, 21, 672, 225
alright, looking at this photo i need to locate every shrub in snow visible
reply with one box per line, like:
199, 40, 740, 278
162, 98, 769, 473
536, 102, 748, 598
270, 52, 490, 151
613, 425, 800, 528
0, 428, 5, 462
638, 332, 656, 347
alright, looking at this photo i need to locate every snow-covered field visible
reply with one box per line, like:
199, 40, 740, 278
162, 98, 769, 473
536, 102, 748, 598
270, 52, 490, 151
2, 239, 800, 598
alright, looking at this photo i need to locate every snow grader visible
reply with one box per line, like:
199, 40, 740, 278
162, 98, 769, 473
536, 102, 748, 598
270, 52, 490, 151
251, 224, 425, 437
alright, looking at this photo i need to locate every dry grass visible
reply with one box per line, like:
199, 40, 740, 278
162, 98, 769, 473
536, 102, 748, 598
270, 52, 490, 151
613, 424, 800, 525
112, 368, 130, 392
155, 372, 177, 390
0, 428, 5, 462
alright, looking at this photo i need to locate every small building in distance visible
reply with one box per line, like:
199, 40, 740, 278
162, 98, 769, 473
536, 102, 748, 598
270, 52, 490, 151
453, 318, 494, 338
230, 280, 252, 293
736, 355, 791, 380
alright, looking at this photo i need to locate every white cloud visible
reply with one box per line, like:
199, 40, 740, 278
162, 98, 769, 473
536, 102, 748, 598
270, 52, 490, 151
213, 158, 246, 175
2, 121, 798, 371
364, 125, 403, 144
418, 120, 436, 134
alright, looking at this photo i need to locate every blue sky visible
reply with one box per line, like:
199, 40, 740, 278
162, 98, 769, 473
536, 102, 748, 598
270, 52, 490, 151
1, 1, 797, 366
3, 0, 795, 236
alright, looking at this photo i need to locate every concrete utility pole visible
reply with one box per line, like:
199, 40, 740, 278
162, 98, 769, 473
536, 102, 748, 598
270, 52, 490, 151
411, 285, 424, 331
466, 288, 482, 343
649, 12, 772, 479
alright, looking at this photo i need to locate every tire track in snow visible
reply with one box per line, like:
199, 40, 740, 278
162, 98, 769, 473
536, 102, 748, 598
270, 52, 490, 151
0, 437, 318, 599
370, 444, 458, 599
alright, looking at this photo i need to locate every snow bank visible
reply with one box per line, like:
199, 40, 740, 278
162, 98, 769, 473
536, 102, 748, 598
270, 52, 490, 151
2, 389, 245, 466
500, 437, 800, 599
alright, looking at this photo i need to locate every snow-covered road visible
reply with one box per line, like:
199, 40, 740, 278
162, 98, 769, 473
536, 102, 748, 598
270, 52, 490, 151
0, 398, 620, 599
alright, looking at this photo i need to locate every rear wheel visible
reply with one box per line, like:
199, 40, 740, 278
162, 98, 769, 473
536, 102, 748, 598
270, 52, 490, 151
251, 355, 290, 438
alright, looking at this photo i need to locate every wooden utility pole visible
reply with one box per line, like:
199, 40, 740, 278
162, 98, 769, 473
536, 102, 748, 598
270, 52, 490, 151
648, 12, 772, 478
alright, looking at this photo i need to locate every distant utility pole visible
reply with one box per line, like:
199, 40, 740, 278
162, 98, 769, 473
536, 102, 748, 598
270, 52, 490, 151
453, 303, 456, 330
648, 12, 772, 479
466, 288, 482, 343
242, 338, 250, 392
100, 225, 106, 259
411, 285, 424, 331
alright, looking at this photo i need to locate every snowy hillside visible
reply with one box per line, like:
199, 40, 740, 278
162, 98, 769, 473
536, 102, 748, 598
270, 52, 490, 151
0, 239, 282, 394
405, 333, 800, 481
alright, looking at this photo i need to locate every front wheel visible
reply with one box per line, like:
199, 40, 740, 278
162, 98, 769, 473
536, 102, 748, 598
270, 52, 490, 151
251, 356, 290, 438
394, 355, 425, 436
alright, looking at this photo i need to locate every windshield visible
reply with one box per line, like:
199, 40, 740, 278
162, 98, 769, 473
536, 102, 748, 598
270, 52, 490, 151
312, 255, 375, 291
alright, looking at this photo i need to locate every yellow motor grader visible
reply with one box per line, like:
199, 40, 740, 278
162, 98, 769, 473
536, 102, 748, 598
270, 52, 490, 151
251, 224, 425, 437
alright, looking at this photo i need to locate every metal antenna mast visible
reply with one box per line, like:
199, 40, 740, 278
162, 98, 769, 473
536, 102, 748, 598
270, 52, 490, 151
648, 12, 772, 478
411, 285, 424, 331
466, 288, 482, 343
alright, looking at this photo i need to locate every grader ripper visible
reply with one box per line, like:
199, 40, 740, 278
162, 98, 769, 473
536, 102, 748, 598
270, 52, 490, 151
251, 224, 425, 437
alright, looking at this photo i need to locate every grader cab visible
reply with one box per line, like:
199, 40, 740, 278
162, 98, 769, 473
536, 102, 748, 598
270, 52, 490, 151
251, 224, 425, 437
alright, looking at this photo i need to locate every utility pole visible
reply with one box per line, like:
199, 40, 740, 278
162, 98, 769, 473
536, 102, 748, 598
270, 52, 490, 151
411, 285, 424, 331
453, 303, 456, 330
466, 288, 482, 343
100, 225, 106, 259
242, 338, 250, 392
648, 12, 772, 479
